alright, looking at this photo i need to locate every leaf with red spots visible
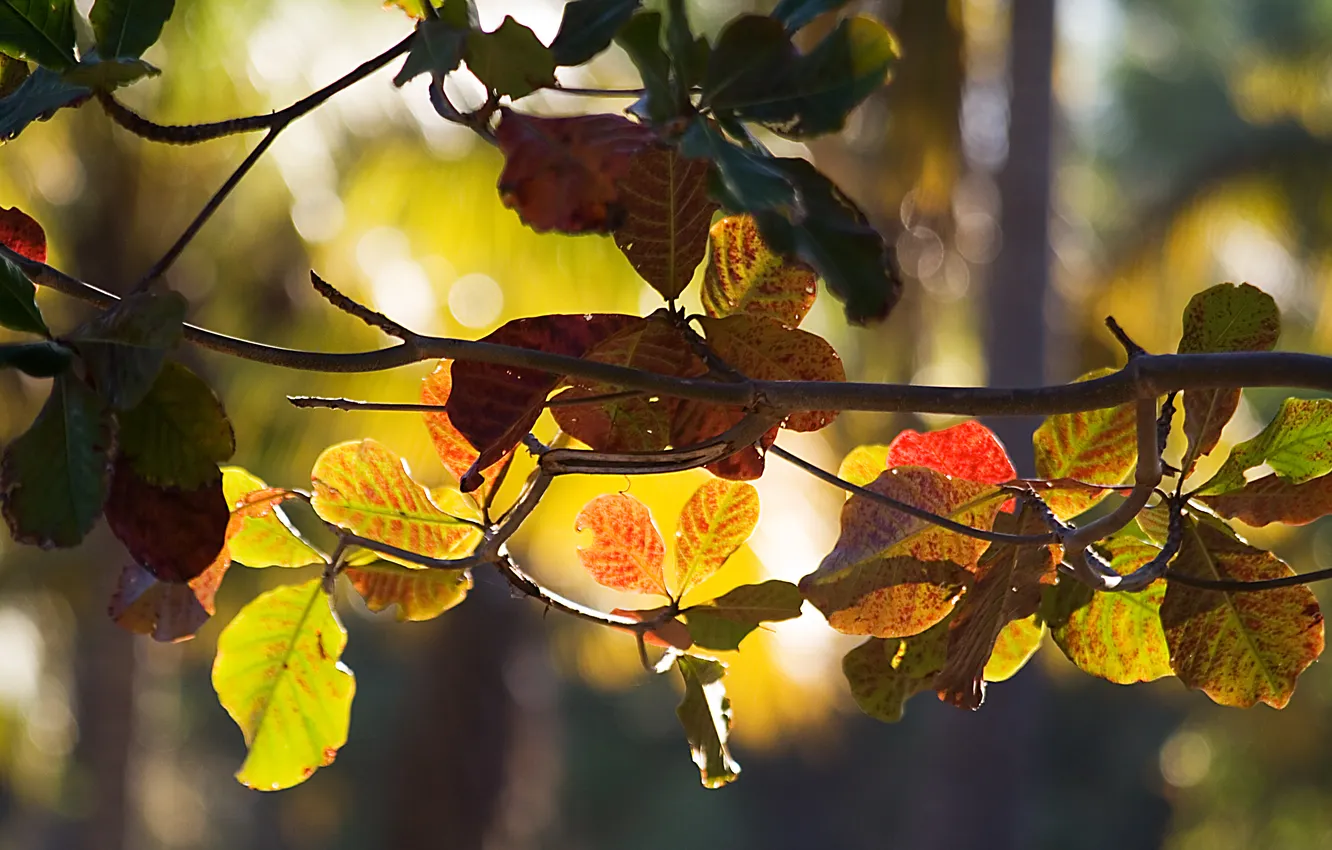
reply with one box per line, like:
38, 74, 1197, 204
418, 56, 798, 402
0, 206, 46, 262
841, 617, 950, 723
886, 420, 1017, 486
310, 440, 482, 562
1198, 398, 1332, 495
612, 146, 717, 301
1044, 535, 1173, 684
1197, 471, 1332, 527
446, 313, 639, 490
551, 315, 705, 453
420, 360, 511, 498
345, 560, 472, 622
800, 467, 1007, 638
610, 606, 694, 650
104, 458, 230, 583
222, 467, 326, 569
1176, 283, 1280, 469
683, 580, 804, 651
934, 503, 1059, 709
574, 492, 668, 597
702, 214, 818, 328
109, 555, 229, 643
982, 615, 1044, 683
1160, 513, 1323, 708
495, 110, 656, 234
669, 398, 779, 481
671, 479, 760, 597
1032, 368, 1137, 520
212, 579, 354, 790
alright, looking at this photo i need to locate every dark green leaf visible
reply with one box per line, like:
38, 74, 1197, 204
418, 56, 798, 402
684, 580, 803, 651
68, 289, 186, 409
679, 118, 795, 211
770, 0, 853, 32
393, 18, 465, 86
118, 360, 235, 489
615, 11, 672, 123
701, 14, 793, 112
0, 340, 71, 376
0, 65, 88, 142
0, 251, 45, 334
549, 0, 640, 67
841, 617, 949, 723
61, 56, 159, 89
664, 0, 702, 96
0, 0, 76, 70
1, 374, 113, 548
435, 0, 472, 28
90, 0, 174, 59
675, 655, 739, 788
0, 51, 28, 97
464, 16, 556, 99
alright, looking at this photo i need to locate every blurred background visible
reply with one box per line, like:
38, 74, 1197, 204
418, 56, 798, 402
2, 0, 1332, 847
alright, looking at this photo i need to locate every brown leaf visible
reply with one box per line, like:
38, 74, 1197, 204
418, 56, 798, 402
1198, 472, 1332, 527
613, 146, 717, 301
669, 399, 779, 481
109, 554, 229, 642
420, 360, 511, 498
104, 458, 230, 583
496, 110, 657, 233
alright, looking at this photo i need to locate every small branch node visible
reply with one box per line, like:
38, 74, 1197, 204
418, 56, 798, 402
1105, 316, 1147, 359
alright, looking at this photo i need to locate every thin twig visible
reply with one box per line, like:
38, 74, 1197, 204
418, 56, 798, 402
1105, 316, 1146, 359
288, 397, 443, 413
309, 271, 419, 340
540, 412, 782, 477
551, 86, 647, 97
546, 388, 646, 408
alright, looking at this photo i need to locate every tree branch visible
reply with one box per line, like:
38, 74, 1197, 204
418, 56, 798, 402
1165, 566, 1332, 592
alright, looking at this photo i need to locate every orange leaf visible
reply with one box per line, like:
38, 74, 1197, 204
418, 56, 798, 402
574, 493, 668, 597
0, 206, 46, 262
612, 146, 717, 301
346, 561, 472, 622
420, 360, 511, 498
671, 479, 760, 597
702, 214, 817, 328
496, 110, 656, 233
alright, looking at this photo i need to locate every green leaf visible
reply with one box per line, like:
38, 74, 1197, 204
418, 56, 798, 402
701, 15, 793, 112
836, 443, 890, 488
118, 361, 234, 489
702, 214, 818, 328
675, 655, 739, 788
549, 0, 640, 67
841, 617, 949, 723
0, 0, 75, 70
90, 0, 174, 59
0, 65, 87, 143
1044, 535, 1173, 684
1, 374, 113, 548
671, 479, 760, 597
1032, 368, 1137, 520
222, 467, 326, 569
212, 579, 355, 790
68, 289, 187, 409
0, 51, 28, 97
683, 580, 803, 651
1198, 471, 1332, 527
62, 56, 160, 89
982, 615, 1044, 682
1177, 283, 1280, 468
0, 252, 46, 334
615, 11, 672, 123
663, 0, 701, 96
770, 0, 853, 32
679, 118, 796, 212
393, 17, 465, 86
345, 560, 471, 621
1198, 398, 1332, 494
0, 340, 72, 376
464, 16, 556, 99
1160, 513, 1323, 708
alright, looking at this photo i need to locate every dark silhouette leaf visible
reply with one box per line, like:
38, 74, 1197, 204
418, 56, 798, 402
550, 0, 641, 66
464, 16, 555, 99
0, 0, 76, 70
90, 0, 174, 59
393, 17, 465, 86
0, 340, 72, 376
615, 11, 673, 122
68, 289, 187, 409
770, 0, 853, 32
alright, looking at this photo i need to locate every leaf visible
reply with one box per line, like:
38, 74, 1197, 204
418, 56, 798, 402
1198, 398, 1332, 495
0, 204, 46, 261
549, 0, 641, 66
612, 145, 716, 301
495, 110, 656, 233
679, 118, 795, 212
668, 398, 778, 481
0, 51, 27, 97
109, 552, 228, 642
837, 444, 890, 488
683, 579, 802, 651
550, 315, 704, 453
574, 492, 667, 596
982, 615, 1044, 683
419, 360, 510, 497
697, 313, 844, 431
445, 313, 638, 487
663, 0, 704, 94
61, 56, 159, 89
615, 11, 672, 123
1, 375, 113, 548
310, 440, 482, 562
675, 655, 739, 788
701, 15, 793, 113
1177, 283, 1280, 467
841, 617, 949, 723
886, 420, 1017, 486
117, 360, 234, 489
770, 0, 853, 32
393, 17, 465, 86
1198, 472, 1332, 527
610, 606, 693, 650
223, 467, 325, 569
464, 16, 556, 99
104, 458, 230, 583
671, 478, 759, 596
0, 64, 88, 142
934, 504, 1059, 709
89, 0, 173, 58
1044, 535, 1173, 684
0, 256, 46, 335
800, 467, 1006, 638
702, 214, 817, 328
1032, 368, 1137, 520
0, 0, 75, 70
212, 579, 355, 791
68, 289, 187, 409
0, 340, 71, 376
346, 560, 471, 622
1160, 514, 1323, 708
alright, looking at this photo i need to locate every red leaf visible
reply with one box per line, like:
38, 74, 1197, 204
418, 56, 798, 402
104, 458, 230, 583
574, 493, 668, 597
420, 360, 511, 497
496, 110, 657, 233
446, 313, 639, 490
611, 606, 694, 650
885, 421, 1016, 485
109, 555, 229, 642
0, 206, 46, 262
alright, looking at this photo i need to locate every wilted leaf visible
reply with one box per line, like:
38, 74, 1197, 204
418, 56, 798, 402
212, 579, 355, 790
0, 0, 77, 70
464, 16, 556, 98
89, 0, 174, 58
697, 313, 844, 431
837, 444, 890, 489
1160, 514, 1323, 708
0, 204, 46, 261
671, 479, 759, 597
1198, 472, 1332, 527
1199, 398, 1332, 495
1177, 283, 1280, 468
550, 0, 641, 66
496, 110, 656, 233
392, 17, 465, 86
1045, 535, 1172, 684
68, 289, 187, 409
310, 440, 481, 562
800, 467, 1006, 638
222, 467, 325, 569
982, 615, 1044, 682
675, 655, 739, 788
683, 579, 802, 651
446, 313, 638, 486
574, 492, 667, 596
109, 553, 227, 642
1, 375, 113, 548
841, 617, 949, 723
346, 560, 471, 622
104, 458, 230, 583
612, 146, 716, 301
702, 214, 817, 328
887, 420, 1017, 486
1032, 368, 1137, 519
117, 361, 234, 489
0, 66, 88, 143
420, 360, 510, 498
0, 340, 71, 376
